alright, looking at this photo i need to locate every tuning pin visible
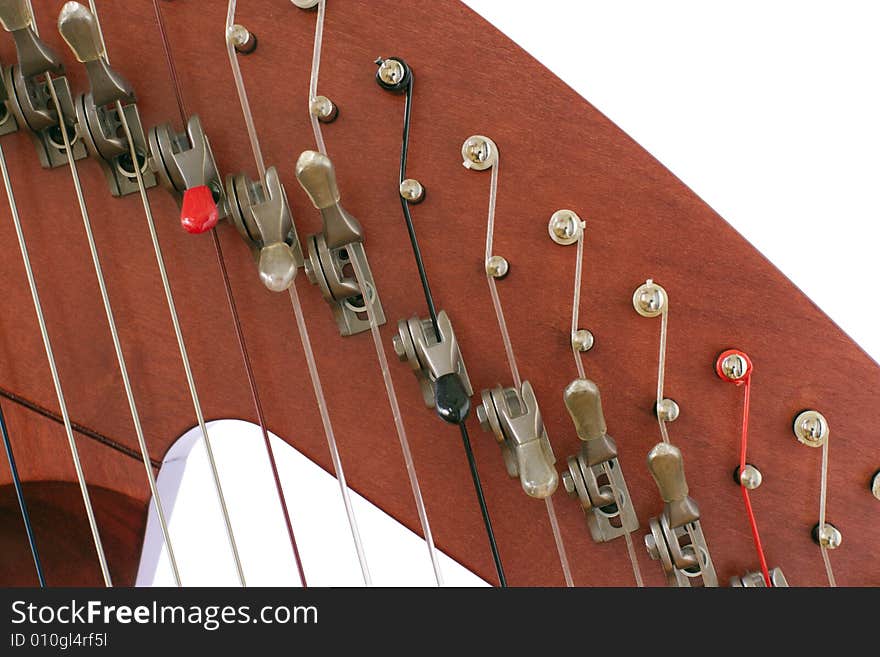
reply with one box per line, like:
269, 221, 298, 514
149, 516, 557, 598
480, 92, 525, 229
374, 57, 411, 93
149, 115, 227, 232
644, 442, 718, 587
227, 167, 303, 291
561, 379, 639, 542
393, 311, 473, 424
295, 150, 385, 336
477, 381, 558, 499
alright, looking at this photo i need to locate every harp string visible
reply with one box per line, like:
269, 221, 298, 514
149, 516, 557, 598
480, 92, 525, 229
3, 89, 112, 584
394, 77, 507, 586
307, 0, 445, 586
0, 396, 45, 585
568, 228, 643, 587
481, 148, 573, 587
226, 0, 371, 585
150, 0, 308, 587
88, 0, 245, 586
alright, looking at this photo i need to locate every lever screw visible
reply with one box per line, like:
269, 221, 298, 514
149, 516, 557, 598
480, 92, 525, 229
229, 24, 257, 54
486, 255, 509, 279
571, 329, 594, 352
399, 178, 425, 203
310, 95, 338, 123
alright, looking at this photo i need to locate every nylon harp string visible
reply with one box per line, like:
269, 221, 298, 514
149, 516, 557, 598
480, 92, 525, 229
150, 0, 307, 586
226, 0, 371, 585
566, 226, 643, 587
305, 0, 444, 586
479, 146, 574, 588
84, 0, 244, 585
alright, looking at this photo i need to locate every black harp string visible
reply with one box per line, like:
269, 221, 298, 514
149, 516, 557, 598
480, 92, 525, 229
0, 400, 45, 586
150, 0, 308, 587
393, 71, 507, 587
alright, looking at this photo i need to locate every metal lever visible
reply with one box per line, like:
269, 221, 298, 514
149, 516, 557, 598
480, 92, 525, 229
644, 442, 718, 587
227, 167, 303, 291
731, 567, 788, 587
295, 150, 384, 336
56, 2, 153, 196
477, 381, 558, 499
0, 0, 86, 166
393, 311, 473, 424
0, 0, 62, 77
149, 115, 228, 232
561, 379, 638, 542
58, 2, 132, 106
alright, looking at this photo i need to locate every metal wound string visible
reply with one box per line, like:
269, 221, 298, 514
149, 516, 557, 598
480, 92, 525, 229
25, 84, 113, 586
226, 0, 371, 585
87, 0, 244, 586
149, 0, 307, 586
568, 231, 643, 587
482, 147, 573, 588
0, 396, 45, 585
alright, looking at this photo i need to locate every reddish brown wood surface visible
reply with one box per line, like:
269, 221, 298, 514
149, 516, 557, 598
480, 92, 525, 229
0, 0, 877, 587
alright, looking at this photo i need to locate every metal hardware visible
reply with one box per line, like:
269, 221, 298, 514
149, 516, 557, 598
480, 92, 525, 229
461, 135, 497, 171
735, 463, 763, 490
477, 381, 558, 499
228, 24, 256, 54
731, 566, 788, 587
718, 350, 750, 382
293, 0, 321, 9
148, 115, 228, 218
812, 522, 842, 549
226, 167, 303, 291
645, 442, 718, 586
571, 329, 594, 352
399, 178, 425, 203
295, 150, 384, 336
375, 57, 410, 92
393, 310, 473, 423
485, 254, 509, 279
309, 95, 337, 123
562, 378, 638, 542
633, 279, 666, 317
872, 470, 880, 501
57, 2, 155, 196
793, 409, 829, 447
548, 209, 583, 246
0, 0, 86, 166
656, 398, 679, 422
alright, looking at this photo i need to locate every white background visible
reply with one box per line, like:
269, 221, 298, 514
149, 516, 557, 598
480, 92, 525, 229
143, 1, 880, 585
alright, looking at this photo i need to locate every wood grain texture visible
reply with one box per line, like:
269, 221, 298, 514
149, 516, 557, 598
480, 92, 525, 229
0, 0, 876, 587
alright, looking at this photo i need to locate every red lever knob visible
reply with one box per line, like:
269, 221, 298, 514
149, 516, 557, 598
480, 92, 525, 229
180, 185, 219, 234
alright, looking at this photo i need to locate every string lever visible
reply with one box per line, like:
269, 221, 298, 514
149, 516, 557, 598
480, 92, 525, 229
0, 0, 87, 165
561, 379, 639, 542
477, 382, 558, 499
295, 150, 385, 335
149, 115, 227, 233
227, 167, 303, 291
393, 311, 473, 424
56, 2, 155, 196
644, 442, 718, 586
